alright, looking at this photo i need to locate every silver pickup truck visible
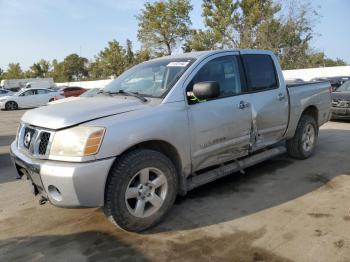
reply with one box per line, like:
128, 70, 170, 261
10, 49, 331, 232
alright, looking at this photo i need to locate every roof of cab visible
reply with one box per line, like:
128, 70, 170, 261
149, 49, 274, 62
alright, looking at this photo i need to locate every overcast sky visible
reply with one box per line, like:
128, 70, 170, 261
0, 0, 349, 70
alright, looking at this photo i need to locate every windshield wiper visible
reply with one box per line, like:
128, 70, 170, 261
98, 90, 148, 102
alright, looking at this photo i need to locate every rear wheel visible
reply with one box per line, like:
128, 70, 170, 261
5, 101, 18, 110
287, 114, 318, 159
104, 149, 178, 232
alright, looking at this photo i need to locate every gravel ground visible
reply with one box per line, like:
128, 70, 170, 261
1, 109, 350, 262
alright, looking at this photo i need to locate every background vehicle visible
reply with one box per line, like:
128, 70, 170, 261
0, 89, 13, 97
10, 50, 331, 232
312, 76, 350, 92
0, 78, 55, 92
0, 88, 60, 110
59, 86, 87, 97
331, 80, 350, 119
49, 88, 101, 105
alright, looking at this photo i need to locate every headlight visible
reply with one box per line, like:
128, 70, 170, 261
50, 126, 105, 157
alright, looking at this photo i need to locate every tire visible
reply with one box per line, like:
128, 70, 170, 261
287, 114, 318, 159
104, 149, 178, 232
5, 101, 18, 110
49, 98, 54, 102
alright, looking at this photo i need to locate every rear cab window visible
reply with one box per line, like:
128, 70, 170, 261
241, 54, 279, 92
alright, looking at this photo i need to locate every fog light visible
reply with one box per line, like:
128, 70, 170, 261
48, 185, 62, 202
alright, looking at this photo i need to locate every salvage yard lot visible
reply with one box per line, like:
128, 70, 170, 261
1, 109, 350, 261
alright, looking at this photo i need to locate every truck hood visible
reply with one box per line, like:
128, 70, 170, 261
22, 96, 155, 129
48, 96, 82, 105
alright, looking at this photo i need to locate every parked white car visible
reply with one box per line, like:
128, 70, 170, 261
0, 88, 60, 110
0, 89, 13, 97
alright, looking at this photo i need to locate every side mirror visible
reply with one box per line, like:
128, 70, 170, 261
192, 81, 220, 100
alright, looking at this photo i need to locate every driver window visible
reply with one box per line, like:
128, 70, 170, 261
37, 89, 48, 94
21, 90, 36, 96
187, 55, 243, 103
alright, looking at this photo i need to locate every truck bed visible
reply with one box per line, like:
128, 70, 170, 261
284, 81, 331, 139
286, 81, 330, 88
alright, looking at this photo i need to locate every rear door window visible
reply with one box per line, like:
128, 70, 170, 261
242, 54, 278, 92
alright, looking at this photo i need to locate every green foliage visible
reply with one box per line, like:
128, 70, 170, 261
88, 40, 127, 80
50, 54, 88, 82
0, 67, 4, 81
137, 0, 192, 55
202, 0, 239, 48
126, 39, 135, 67
1, 0, 348, 80
184, 0, 346, 69
4, 63, 23, 79
306, 52, 347, 68
26, 59, 51, 78
134, 49, 152, 65
183, 29, 217, 51
88, 39, 152, 80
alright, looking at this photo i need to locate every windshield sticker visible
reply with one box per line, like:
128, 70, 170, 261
167, 61, 190, 67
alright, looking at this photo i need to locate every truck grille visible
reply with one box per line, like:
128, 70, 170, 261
18, 124, 54, 158
38, 132, 51, 155
332, 99, 350, 108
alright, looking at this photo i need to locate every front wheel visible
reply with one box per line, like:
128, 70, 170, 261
104, 149, 178, 232
5, 101, 18, 110
287, 114, 318, 159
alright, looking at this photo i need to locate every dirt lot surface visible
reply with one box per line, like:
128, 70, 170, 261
1, 109, 350, 262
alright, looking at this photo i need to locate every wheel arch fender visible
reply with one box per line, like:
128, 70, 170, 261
285, 104, 319, 138
105, 139, 187, 198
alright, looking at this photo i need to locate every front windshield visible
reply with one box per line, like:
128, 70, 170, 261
337, 81, 350, 92
103, 58, 195, 98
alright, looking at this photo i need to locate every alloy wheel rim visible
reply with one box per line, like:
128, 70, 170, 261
302, 124, 315, 152
125, 167, 168, 218
7, 102, 15, 110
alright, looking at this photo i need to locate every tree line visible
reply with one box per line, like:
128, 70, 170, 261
0, 0, 346, 83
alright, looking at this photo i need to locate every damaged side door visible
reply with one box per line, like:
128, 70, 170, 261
185, 52, 253, 171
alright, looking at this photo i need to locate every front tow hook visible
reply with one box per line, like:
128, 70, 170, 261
39, 196, 48, 205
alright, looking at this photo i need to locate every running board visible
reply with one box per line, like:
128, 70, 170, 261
187, 146, 286, 191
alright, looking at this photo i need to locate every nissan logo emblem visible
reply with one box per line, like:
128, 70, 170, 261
24, 132, 32, 147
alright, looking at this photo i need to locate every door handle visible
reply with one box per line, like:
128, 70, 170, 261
277, 93, 286, 101
238, 100, 249, 110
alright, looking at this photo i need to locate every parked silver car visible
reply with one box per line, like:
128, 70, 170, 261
0, 89, 13, 97
10, 49, 331, 231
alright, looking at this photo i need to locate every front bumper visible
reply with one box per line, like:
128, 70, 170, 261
0, 101, 6, 109
10, 141, 115, 207
331, 107, 350, 119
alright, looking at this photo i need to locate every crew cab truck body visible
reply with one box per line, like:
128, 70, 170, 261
10, 49, 331, 232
